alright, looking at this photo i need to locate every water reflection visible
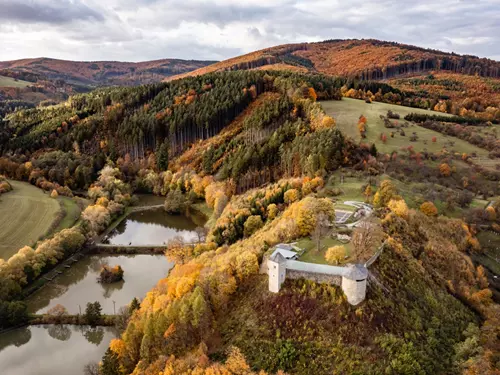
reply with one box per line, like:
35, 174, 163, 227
0, 325, 117, 375
46, 324, 72, 341
103, 208, 205, 245
27, 255, 173, 314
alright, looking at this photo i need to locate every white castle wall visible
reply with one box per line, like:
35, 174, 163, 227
267, 258, 369, 306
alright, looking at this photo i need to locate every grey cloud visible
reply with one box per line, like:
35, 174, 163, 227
0, 0, 498, 62
0, 0, 104, 24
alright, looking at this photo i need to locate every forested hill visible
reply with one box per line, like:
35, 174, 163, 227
170, 39, 500, 81
0, 57, 216, 107
0, 57, 216, 87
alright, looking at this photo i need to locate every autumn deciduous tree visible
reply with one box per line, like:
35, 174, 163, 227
321, 115, 336, 129
98, 265, 124, 283
388, 199, 409, 219
420, 201, 438, 216
312, 212, 330, 251
351, 220, 383, 261
358, 115, 367, 138
50, 189, 58, 198
47, 304, 68, 323
267, 203, 278, 220
485, 206, 496, 221
364, 185, 372, 203
164, 189, 187, 214
214, 191, 228, 218
373, 180, 399, 207
325, 245, 346, 265
284, 189, 299, 204
284, 196, 335, 237
440, 163, 451, 177
244, 215, 264, 237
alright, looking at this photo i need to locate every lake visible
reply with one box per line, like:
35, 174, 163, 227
0, 325, 117, 375
103, 208, 205, 246
27, 254, 173, 314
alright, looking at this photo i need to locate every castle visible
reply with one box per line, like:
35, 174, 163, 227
267, 244, 374, 305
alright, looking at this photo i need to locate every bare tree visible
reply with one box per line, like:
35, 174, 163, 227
114, 306, 131, 332
83, 362, 100, 375
351, 219, 383, 262
312, 212, 331, 252
194, 226, 208, 244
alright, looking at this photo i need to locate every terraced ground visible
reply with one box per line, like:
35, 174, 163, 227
0, 180, 60, 260
321, 98, 490, 157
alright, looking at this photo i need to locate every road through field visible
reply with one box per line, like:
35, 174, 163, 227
0, 180, 60, 260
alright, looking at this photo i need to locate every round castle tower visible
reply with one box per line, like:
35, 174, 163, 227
341, 264, 368, 305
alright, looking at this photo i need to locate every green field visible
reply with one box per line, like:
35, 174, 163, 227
53, 196, 84, 233
296, 237, 353, 265
321, 98, 490, 157
0, 75, 31, 88
0, 181, 60, 260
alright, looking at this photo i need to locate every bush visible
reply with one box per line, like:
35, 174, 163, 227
99, 265, 124, 283
284, 189, 299, 204
244, 215, 264, 237
420, 201, 438, 216
325, 245, 346, 265
387, 110, 400, 119
164, 189, 187, 214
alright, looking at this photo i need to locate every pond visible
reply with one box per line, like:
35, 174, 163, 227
27, 254, 173, 314
0, 325, 117, 375
103, 208, 206, 246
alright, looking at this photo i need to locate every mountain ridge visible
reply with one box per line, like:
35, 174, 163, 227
168, 39, 500, 81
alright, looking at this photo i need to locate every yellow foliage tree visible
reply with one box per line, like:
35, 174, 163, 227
373, 180, 399, 207
284, 189, 299, 204
420, 201, 438, 217
325, 245, 346, 265
364, 185, 372, 203
267, 203, 278, 220
284, 197, 335, 237
388, 199, 409, 219
50, 189, 58, 198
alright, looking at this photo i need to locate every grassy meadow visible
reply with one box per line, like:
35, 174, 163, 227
0, 75, 32, 88
0, 181, 70, 260
321, 98, 490, 157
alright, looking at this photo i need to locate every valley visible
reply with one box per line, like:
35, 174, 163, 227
0, 37, 499, 375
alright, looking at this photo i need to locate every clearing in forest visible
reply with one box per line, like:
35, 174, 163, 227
321, 98, 489, 157
0, 75, 31, 88
0, 180, 60, 260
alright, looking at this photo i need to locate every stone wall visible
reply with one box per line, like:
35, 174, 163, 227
286, 269, 342, 286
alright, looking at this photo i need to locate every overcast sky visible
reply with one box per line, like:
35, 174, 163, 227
0, 0, 499, 62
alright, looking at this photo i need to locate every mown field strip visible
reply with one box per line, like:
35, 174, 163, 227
0, 181, 60, 260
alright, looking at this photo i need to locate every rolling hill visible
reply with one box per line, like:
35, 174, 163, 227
0, 57, 216, 86
170, 39, 500, 81
0, 57, 216, 107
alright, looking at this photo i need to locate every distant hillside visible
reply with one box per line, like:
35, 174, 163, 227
0, 57, 216, 86
170, 39, 500, 81
0, 57, 216, 106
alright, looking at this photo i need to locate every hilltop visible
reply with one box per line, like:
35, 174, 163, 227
170, 39, 500, 81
